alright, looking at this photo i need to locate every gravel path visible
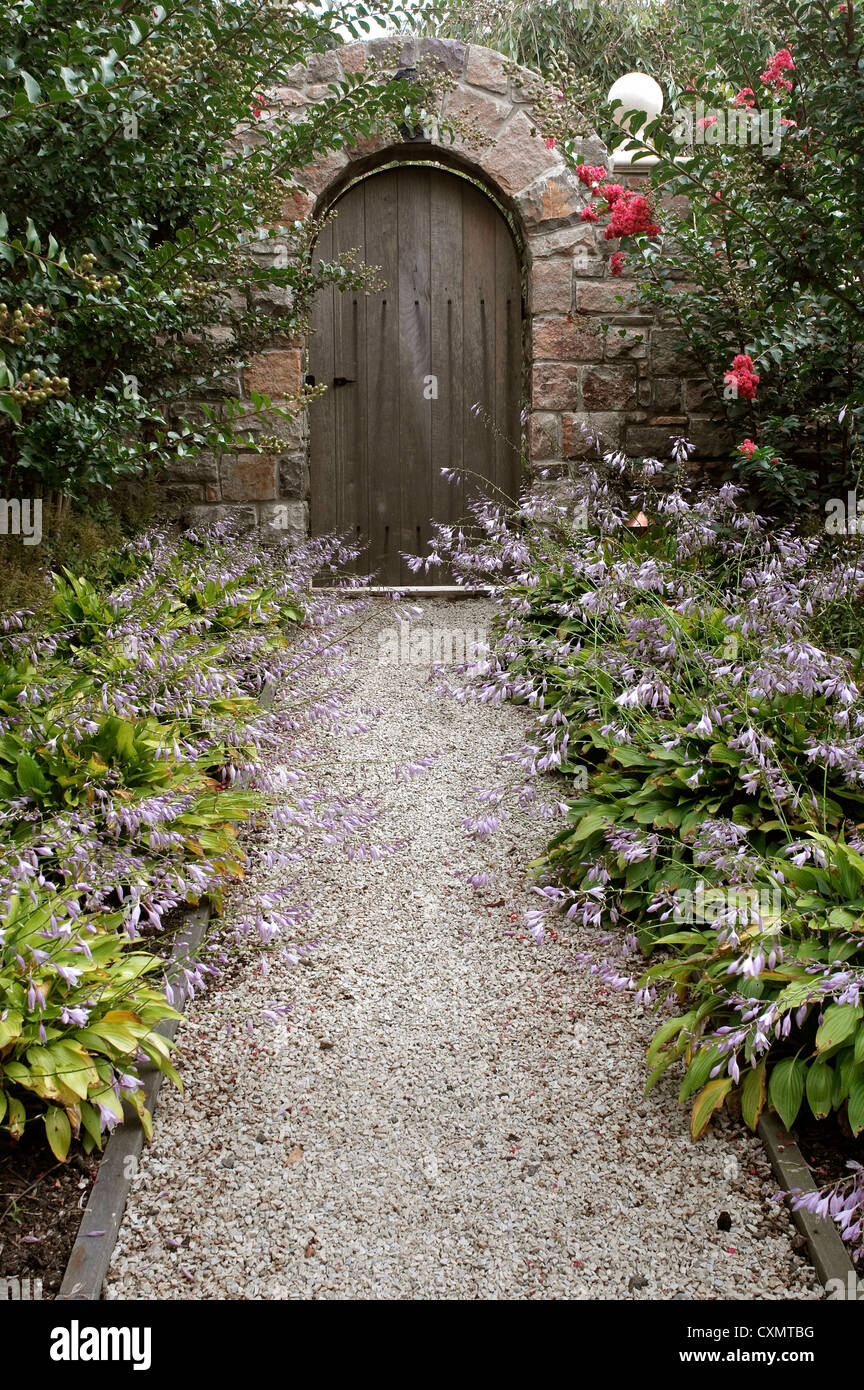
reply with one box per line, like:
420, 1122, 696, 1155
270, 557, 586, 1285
106, 598, 821, 1301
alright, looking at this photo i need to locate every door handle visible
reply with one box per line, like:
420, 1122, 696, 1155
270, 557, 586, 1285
332, 376, 355, 388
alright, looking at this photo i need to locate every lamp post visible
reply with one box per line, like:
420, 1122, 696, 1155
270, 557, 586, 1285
607, 72, 664, 167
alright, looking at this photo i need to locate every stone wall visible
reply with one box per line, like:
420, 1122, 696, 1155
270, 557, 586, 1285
172, 36, 724, 534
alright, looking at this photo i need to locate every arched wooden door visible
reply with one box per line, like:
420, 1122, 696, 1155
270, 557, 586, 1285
309, 165, 523, 586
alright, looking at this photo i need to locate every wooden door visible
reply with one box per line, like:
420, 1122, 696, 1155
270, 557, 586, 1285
309, 165, 522, 586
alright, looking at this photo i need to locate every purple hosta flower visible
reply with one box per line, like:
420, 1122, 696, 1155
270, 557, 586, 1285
784, 839, 828, 869
614, 678, 671, 710
467, 871, 493, 889
54, 962, 83, 987
96, 1099, 121, 1133
27, 979, 46, 1013
605, 825, 658, 865
117, 1072, 143, 1093
525, 909, 546, 944
60, 1004, 90, 1025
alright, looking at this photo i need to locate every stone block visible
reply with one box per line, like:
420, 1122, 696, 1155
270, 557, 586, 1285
278, 452, 310, 498
532, 362, 580, 411
260, 500, 309, 542
529, 259, 573, 314
339, 44, 367, 74
562, 412, 624, 458
576, 281, 640, 315
465, 45, 510, 92
581, 365, 638, 411
533, 316, 600, 361
516, 171, 582, 228
167, 456, 220, 491
602, 324, 648, 359
483, 110, 562, 196
417, 37, 466, 75
444, 88, 510, 144
244, 349, 302, 400
220, 453, 278, 502
184, 503, 258, 531
305, 50, 342, 83
528, 411, 562, 459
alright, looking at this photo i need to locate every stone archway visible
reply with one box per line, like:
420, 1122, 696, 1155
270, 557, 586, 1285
181, 37, 700, 540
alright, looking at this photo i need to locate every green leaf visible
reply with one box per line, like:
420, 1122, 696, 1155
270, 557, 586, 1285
20, 70, 41, 104
805, 1062, 834, 1120
44, 1106, 71, 1161
815, 1003, 861, 1054
848, 1079, 864, 1137
768, 1057, 806, 1129
16, 752, 50, 798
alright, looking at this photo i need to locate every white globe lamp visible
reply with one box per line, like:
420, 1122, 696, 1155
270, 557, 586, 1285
607, 72, 663, 166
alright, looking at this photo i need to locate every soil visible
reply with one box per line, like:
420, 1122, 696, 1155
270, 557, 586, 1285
0, 1125, 97, 1299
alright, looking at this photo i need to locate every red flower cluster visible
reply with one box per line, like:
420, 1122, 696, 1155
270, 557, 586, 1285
760, 48, 795, 92
576, 164, 607, 188
724, 354, 760, 402
609, 252, 626, 276
738, 438, 757, 457
575, 166, 660, 242
603, 189, 661, 240
733, 88, 756, 109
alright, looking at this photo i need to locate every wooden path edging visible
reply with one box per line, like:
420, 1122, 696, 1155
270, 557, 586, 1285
56, 680, 276, 1300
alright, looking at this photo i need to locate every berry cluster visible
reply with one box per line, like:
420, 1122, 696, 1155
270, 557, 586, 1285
9, 369, 70, 406
76, 253, 121, 293
133, 31, 218, 88
0, 300, 51, 344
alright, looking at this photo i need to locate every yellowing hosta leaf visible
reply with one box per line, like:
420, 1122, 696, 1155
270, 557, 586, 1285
740, 1057, 767, 1131
691, 1077, 733, 1139
0, 1010, 23, 1050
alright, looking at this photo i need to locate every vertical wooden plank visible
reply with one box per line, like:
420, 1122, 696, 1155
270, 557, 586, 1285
308, 219, 336, 541
330, 181, 366, 570
430, 171, 464, 564
461, 181, 497, 502
494, 214, 523, 506
364, 170, 400, 582
397, 166, 432, 586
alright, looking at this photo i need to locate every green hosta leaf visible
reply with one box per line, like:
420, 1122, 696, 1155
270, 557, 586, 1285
740, 1057, 767, 1131
768, 1057, 806, 1129
679, 1044, 723, 1102
44, 1106, 71, 1161
691, 1076, 733, 1139
815, 1003, 861, 1054
848, 1079, 864, 1137
805, 1062, 834, 1120
15, 753, 51, 798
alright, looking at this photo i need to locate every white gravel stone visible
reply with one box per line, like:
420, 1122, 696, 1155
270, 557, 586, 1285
105, 599, 822, 1301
